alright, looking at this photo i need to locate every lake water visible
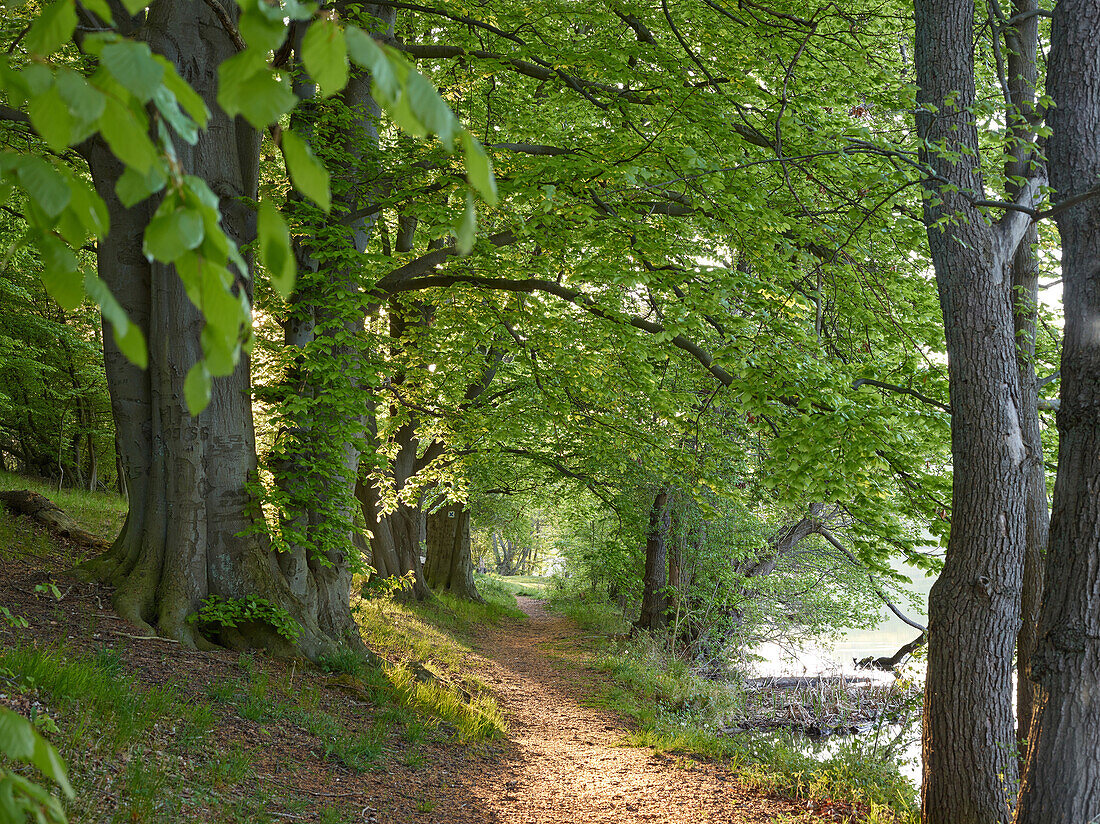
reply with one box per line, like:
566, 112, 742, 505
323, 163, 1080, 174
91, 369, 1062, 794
748, 561, 936, 785
752, 560, 934, 677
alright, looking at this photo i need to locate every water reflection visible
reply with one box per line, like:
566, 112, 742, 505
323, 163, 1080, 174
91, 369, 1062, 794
748, 560, 935, 783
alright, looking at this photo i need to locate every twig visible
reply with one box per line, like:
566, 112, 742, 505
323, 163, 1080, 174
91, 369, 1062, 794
262, 777, 369, 798
110, 631, 180, 643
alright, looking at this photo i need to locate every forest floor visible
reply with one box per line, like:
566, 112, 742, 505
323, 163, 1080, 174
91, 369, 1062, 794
453, 595, 827, 824
0, 487, 855, 824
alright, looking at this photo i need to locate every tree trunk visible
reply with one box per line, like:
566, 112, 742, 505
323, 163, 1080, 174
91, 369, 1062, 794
635, 488, 670, 632
914, 2, 1028, 821
80, 3, 354, 658
1016, 4, 1100, 818
1003, 0, 1048, 757
271, 6, 395, 642
357, 478, 431, 600
424, 502, 482, 601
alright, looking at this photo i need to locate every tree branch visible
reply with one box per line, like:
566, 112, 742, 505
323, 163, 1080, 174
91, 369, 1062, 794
818, 526, 928, 633
851, 378, 951, 413
379, 272, 735, 387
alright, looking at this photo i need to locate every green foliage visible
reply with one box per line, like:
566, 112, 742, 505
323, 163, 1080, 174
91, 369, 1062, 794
187, 595, 303, 643
0, 707, 73, 824
360, 570, 417, 601
317, 647, 368, 676
2, 0, 496, 417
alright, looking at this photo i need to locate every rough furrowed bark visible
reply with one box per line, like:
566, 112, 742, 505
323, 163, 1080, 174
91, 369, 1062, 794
915, 2, 1027, 821
1016, 2, 1100, 818
424, 502, 482, 601
79, 4, 357, 660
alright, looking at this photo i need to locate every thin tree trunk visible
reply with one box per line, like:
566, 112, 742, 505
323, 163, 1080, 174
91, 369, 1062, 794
635, 488, 670, 632
1016, 3, 1100, 818
1002, 0, 1048, 757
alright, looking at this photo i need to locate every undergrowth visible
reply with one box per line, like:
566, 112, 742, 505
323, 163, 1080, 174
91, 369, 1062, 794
546, 588, 919, 824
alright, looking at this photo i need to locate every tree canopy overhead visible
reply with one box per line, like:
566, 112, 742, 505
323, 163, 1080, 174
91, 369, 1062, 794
6, 0, 1100, 821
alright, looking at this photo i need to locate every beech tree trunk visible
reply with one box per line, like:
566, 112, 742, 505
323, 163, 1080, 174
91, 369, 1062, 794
914, 2, 1030, 820
272, 4, 396, 644
80, 3, 354, 657
424, 502, 482, 601
1016, 4, 1100, 818
635, 489, 670, 632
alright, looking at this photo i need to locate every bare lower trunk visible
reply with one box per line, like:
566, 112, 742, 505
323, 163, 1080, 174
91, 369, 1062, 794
1017, 5, 1100, 818
424, 502, 482, 601
357, 478, 431, 600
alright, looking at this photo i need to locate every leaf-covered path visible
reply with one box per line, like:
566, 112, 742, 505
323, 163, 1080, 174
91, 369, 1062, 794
451, 596, 812, 823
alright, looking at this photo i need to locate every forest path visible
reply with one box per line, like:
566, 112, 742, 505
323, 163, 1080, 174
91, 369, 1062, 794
456, 596, 809, 824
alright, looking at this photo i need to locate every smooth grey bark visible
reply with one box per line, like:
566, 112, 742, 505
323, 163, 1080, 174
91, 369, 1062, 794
80, 3, 351, 657
635, 488, 670, 632
914, 1, 1032, 820
1016, 2, 1100, 818
490, 531, 533, 575
424, 501, 482, 600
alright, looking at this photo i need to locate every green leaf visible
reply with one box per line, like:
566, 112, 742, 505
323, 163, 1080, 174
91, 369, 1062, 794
153, 85, 198, 144
280, 129, 330, 211
98, 97, 158, 173
30, 733, 73, 798
28, 84, 73, 152
406, 69, 457, 148
56, 68, 106, 143
38, 233, 84, 310
239, 4, 289, 52
0, 708, 36, 761
200, 324, 240, 377
461, 131, 497, 206
345, 27, 398, 100
80, 0, 114, 23
143, 206, 205, 262
84, 271, 147, 368
25, 0, 76, 55
184, 362, 212, 416
101, 40, 164, 103
217, 51, 296, 128
120, 0, 151, 15
258, 199, 295, 298
301, 16, 348, 98
237, 71, 297, 129
153, 57, 209, 128
14, 157, 70, 217
456, 191, 476, 255
115, 164, 167, 208
57, 167, 108, 244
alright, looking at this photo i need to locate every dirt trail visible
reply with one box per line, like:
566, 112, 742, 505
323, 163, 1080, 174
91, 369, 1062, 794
454, 596, 809, 824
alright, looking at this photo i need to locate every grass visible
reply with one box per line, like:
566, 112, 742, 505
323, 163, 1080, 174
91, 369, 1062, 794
0, 469, 127, 543
0, 479, 523, 819
476, 572, 549, 598
546, 587, 919, 824
352, 583, 518, 744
